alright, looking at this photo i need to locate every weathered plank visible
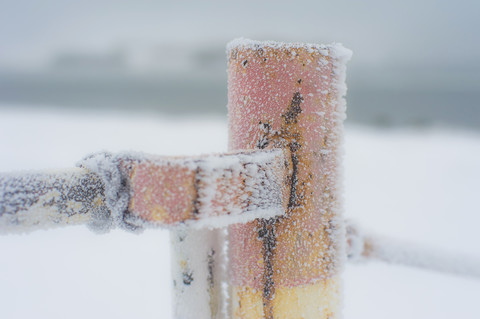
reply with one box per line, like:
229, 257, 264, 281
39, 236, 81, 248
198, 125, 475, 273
0, 150, 289, 234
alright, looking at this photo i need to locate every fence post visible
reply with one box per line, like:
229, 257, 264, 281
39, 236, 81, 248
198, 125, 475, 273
227, 39, 351, 318
171, 228, 225, 319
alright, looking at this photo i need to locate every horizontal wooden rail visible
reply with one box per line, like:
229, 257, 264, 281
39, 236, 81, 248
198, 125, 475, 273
346, 221, 480, 279
0, 149, 289, 234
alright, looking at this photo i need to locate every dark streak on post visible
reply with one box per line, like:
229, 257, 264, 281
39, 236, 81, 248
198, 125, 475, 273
287, 143, 300, 210
183, 270, 194, 285
256, 92, 303, 319
207, 249, 217, 317
258, 218, 276, 319
257, 122, 271, 149
192, 166, 201, 217
207, 249, 215, 288
282, 92, 303, 125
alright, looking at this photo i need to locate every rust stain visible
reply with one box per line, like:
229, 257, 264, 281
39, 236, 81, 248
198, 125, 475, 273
207, 249, 218, 317
282, 92, 303, 125
255, 91, 305, 318
192, 166, 201, 218
257, 218, 276, 319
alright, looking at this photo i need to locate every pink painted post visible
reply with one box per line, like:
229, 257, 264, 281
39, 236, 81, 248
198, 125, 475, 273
227, 39, 351, 318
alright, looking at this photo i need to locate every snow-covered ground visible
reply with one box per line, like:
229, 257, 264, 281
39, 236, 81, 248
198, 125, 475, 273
1, 108, 479, 318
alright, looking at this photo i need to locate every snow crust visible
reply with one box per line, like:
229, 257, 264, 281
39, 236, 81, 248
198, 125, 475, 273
188, 149, 286, 229
329, 38, 352, 283
227, 38, 353, 61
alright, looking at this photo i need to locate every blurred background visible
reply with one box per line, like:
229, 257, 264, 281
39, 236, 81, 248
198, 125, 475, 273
1, 0, 479, 129
1, 1, 480, 319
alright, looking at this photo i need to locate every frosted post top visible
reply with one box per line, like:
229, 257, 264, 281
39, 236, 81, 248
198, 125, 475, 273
226, 37, 352, 62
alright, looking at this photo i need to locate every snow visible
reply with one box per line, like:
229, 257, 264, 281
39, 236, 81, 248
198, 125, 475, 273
226, 38, 353, 61
343, 126, 480, 318
1, 108, 480, 318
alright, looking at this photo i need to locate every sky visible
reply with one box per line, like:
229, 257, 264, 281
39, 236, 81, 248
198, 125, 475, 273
1, 0, 479, 71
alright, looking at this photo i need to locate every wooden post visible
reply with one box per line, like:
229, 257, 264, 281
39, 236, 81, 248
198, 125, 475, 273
227, 39, 351, 318
165, 149, 289, 319
171, 227, 225, 319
